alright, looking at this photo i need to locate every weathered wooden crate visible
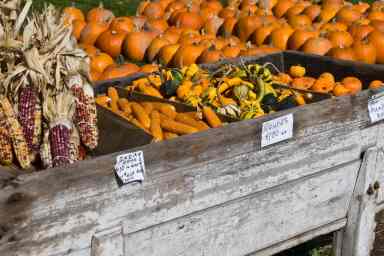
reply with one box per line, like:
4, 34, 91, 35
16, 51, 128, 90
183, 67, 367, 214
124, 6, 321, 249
0, 52, 384, 256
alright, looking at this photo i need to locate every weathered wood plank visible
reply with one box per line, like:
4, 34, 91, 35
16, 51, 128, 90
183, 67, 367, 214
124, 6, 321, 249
342, 147, 379, 256
122, 162, 359, 256
0, 91, 377, 256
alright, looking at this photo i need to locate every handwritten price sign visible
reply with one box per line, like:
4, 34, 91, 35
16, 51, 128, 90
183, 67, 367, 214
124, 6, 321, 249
261, 113, 294, 148
115, 151, 145, 184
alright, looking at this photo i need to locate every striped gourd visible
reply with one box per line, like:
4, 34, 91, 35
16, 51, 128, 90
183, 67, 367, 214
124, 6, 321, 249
0, 107, 13, 165
0, 95, 31, 169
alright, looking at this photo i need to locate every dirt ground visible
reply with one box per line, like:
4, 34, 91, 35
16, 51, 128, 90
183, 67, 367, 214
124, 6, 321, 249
373, 211, 384, 256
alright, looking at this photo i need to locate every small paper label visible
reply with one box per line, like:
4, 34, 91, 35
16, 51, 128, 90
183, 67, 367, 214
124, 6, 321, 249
261, 113, 294, 148
115, 151, 145, 184
368, 92, 384, 123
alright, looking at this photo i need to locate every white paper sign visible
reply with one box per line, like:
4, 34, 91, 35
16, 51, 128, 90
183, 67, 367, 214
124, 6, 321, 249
115, 151, 145, 184
261, 113, 294, 148
368, 92, 384, 123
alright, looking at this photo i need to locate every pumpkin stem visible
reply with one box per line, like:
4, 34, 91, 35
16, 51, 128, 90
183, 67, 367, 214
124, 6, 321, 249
98, 2, 104, 9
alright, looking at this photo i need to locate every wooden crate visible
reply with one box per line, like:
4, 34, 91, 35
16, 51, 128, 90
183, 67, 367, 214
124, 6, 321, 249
0, 53, 384, 256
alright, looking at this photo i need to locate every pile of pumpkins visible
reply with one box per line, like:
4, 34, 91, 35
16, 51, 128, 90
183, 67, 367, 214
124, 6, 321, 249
63, 0, 384, 82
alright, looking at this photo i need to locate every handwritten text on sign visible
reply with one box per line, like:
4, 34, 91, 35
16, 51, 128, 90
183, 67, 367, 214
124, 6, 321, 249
261, 113, 294, 148
368, 93, 384, 123
115, 151, 145, 184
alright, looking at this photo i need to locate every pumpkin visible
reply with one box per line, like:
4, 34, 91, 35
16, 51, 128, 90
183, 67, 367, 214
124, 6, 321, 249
352, 2, 370, 14
79, 44, 99, 57
287, 14, 312, 29
165, 1, 185, 15
285, 2, 310, 20
174, 9, 204, 30
333, 83, 350, 96
322, 0, 344, 6
219, 17, 238, 38
200, 7, 217, 21
90, 52, 115, 73
159, 0, 174, 10
140, 64, 160, 73
219, 6, 237, 19
178, 31, 202, 45
90, 69, 101, 82
99, 63, 141, 81
318, 3, 342, 23
342, 77, 362, 95
289, 65, 306, 78
302, 37, 333, 56
328, 47, 356, 61
204, 16, 225, 35
273, 0, 295, 18
162, 27, 183, 43
200, 0, 223, 14
86, 3, 114, 24
110, 17, 134, 34
319, 72, 335, 83
212, 37, 228, 50
270, 26, 294, 50
96, 30, 126, 58
145, 18, 169, 34
146, 35, 171, 62
368, 30, 384, 63
251, 23, 279, 46
368, 11, 384, 22
291, 77, 316, 90
235, 15, 263, 42
143, 2, 164, 19
326, 30, 354, 48
312, 77, 335, 93
172, 43, 206, 67
336, 6, 361, 25
348, 24, 374, 41
288, 29, 318, 50
369, 80, 384, 90
72, 19, 86, 40
222, 45, 241, 58
321, 21, 348, 32
79, 21, 109, 45
158, 43, 180, 66
63, 6, 85, 24
275, 73, 293, 84
197, 46, 223, 63
353, 40, 377, 64
303, 5, 321, 21
371, 20, 384, 33
123, 31, 157, 62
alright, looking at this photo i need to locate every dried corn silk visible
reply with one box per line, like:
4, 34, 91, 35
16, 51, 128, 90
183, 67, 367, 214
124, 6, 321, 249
0, 108, 13, 165
0, 95, 31, 169
68, 127, 80, 163
40, 128, 52, 169
67, 74, 98, 150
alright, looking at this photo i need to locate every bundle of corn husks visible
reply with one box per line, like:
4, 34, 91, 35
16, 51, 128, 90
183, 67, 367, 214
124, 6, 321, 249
0, 0, 98, 170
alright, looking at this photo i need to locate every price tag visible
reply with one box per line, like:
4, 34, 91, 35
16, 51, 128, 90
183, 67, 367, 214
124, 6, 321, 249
115, 151, 145, 185
261, 113, 294, 148
368, 92, 384, 123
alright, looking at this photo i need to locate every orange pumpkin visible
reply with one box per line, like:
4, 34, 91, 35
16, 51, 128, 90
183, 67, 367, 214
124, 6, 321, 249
312, 77, 335, 93
273, 0, 295, 18
251, 23, 279, 46
123, 31, 157, 62
96, 30, 126, 58
353, 2, 370, 14
90, 52, 115, 73
165, 1, 185, 15
328, 47, 356, 61
99, 63, 140, 81
369, 80, 384, 90
110, 17, 134, 34
319, 3, 342, 23
72, 19, 86, 40
79, 44, 99, 57
368, 11, 384, 22
302, 37, 333, 56
140, 64, 160, 73
86, 3, 114, 24
63, 6, 85, 24
159, 0, 174, 10
353, 40, 377, 64
327, 30, 354, 48
235, 15, 263, 42
146, 35, 171, 62
371, 20, 384, 33
342, 77, 362, 95
287, 14, 312, 29
145, 18, 169, 34
79, 21, 109, 45
219, 17, 238, 38
222, 45, 241, 58
270, 26, 294, 50
303, 5, 321, 21
174, 9, 204, 30
321, 21, 348, 32
143, 2, 164, 19
285, 2, 310, 20
336, 6, 361, 25
368, 30, 384, 63
333, 83, 350, 96
348, 24, 374, 41
171, 43, 206, 67
90, 69, 101, 82
291, 77, 316, 90
197, 46, 223, 63
219, 6, 237, 19
288, 29, 318, 50
158, 43, 180, 66
162, 27, 183, 43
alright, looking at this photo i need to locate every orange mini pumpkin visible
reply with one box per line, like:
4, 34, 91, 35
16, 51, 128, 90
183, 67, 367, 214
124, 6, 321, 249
312, 78, 335, 93
342, 77, 362, 95
63, 6, 85, 24
291, 77, 316, 90
90, 52, 115, 74
123, 31, 157, 62
288, 29, 318, 50
328, 47, 356, 61
79, 21, 109, 45
86, 3, 114, 24
197, 46, 223, 64
110, 17, 134, 34
327, 30, 354, 48
303, 5, 321, 21
96, 30, 126, 58
158, 43, 180, 66
333, 83, 350, 96
171, 43, 206, 67
353, 40, 377, 64
369, 80, 384, 90
146, 35, 171, 62
302, 37, 333, 56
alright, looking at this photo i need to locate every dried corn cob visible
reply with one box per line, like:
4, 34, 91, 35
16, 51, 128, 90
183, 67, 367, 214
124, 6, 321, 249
0, 95, 31, 169
67, 75, 98, 150
18, 86, 37, 150
40, 127, 52, 169
68, 127, 80, 164
43, 92, 75, 168
0, 108, 13, 165
32, 100, 42, 154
